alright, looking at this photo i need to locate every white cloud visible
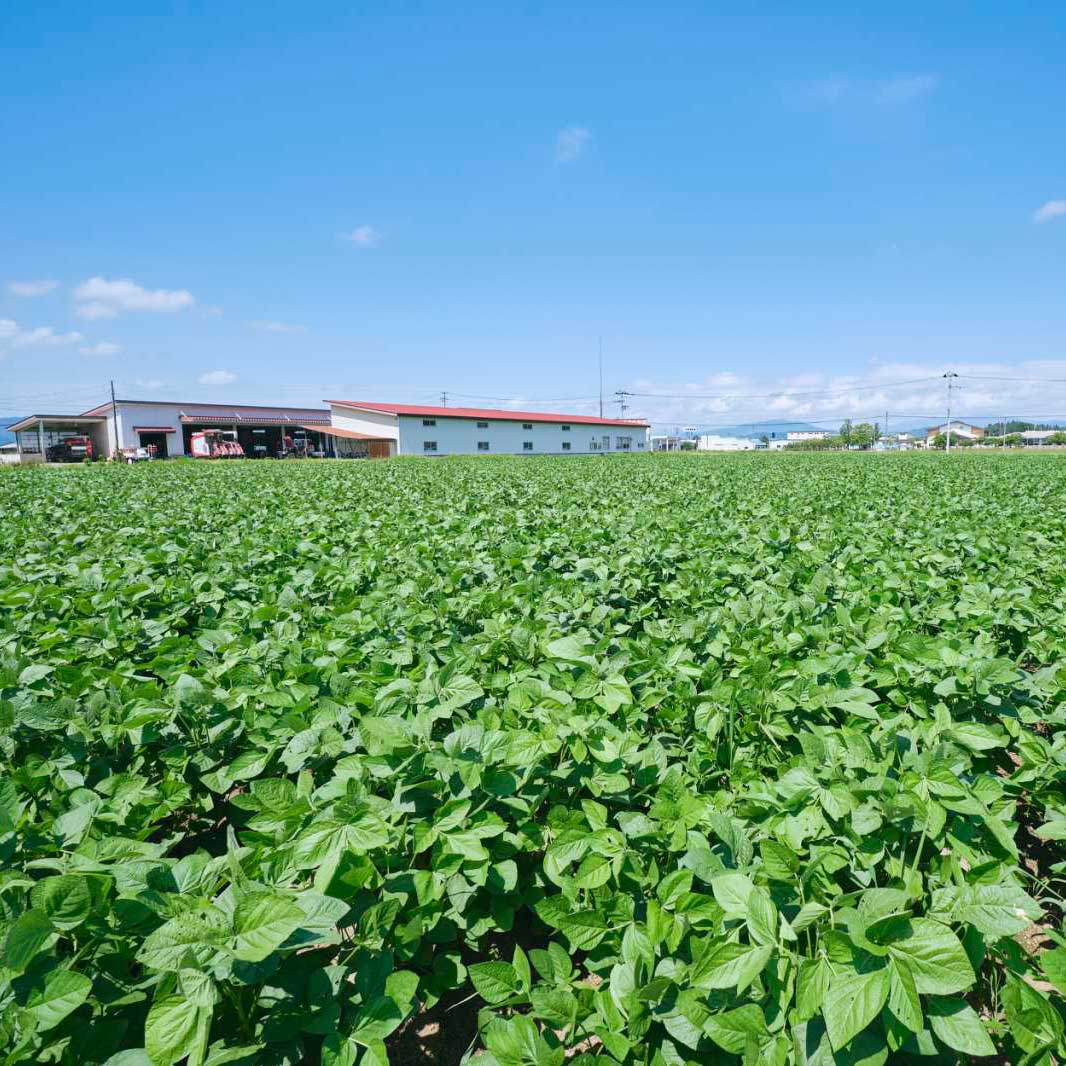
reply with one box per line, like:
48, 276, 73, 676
792, 74, 937, 108
9, 279, 59, 297
79, 342, 121, 356
555, 126, 591, 163
1033, 200, 1066, 224
0, 318, 83, 352
247, 319, 309, 334
619, 360, 1066, 430
875, 74, 938, 104
340, 225, 379, 247
73, 276, 195, 319
795, 77, 850, 105
198, 369, 237, 386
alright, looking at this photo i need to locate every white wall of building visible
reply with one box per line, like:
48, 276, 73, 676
112, 403, 184, 451
329, 405, 402, 441
395, 414, 646, 456
697, 434, 754, 451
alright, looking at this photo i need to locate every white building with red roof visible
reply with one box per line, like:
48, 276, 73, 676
326, 400, 650, 457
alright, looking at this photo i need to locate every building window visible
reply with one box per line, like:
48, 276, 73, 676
637, 441, 644, 449
422, 418, 436, 427
423, 441, 437, 452
477, 441, 489, 451
562, 441, 571, 451
522, 423, 533, 430
616, 436, 632, 451
523, 441, 533, 451
602, 435, 610, 449
477, 421, 489, 429
589, 440, 599, 451
561, 424, 570, 432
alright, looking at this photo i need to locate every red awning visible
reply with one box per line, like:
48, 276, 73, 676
132, 426, 177, 433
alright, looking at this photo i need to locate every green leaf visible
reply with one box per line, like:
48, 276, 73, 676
3, 909, 55, 974
927, 996, 996, 1056
795, 957, 831, 1023
469, 961, 519, 1004
886, 958, 922, 1033
691, 942, 772, 992
887, 918, 975, 995
710, 871, 754, 917
823, 967, 890, 1051
29, 875, 92, 932
746, 886, 778, 945
955, 882, 1042, 938
145, 993, 203, 1066
231, 891, 304, 962
24, 970, 92, 1030
704, 1003, 768, 1054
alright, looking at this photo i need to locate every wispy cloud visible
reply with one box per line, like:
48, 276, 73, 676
74, 277, 195, 320
1033, 200, 1066, 224
619, 360, 1066, 429
791, 74, 938, 108
875, 74, 938, 104
0, 317, 83, 352
555, 126, 591, 163
9, 279, 59, 297
795, 77, 850, 105
247, 320, 309, 334
198, 369, 237, 386
79, 342, 121, 356
340, 225, 379, 247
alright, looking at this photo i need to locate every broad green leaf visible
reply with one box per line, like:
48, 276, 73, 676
231, 892, 304, 962
3, 909, 55, 974
145, 994, 203, 1066
24, 970, 92, 1030
927, 996, 996, 1056
822, 967, 890, 1050
469, 961, 519, 1004
887, 918, 975, 995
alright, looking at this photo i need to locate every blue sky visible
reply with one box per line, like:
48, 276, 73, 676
2, 3, 1065, 428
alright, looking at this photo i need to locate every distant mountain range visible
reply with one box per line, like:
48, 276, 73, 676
0, 418, 19, 446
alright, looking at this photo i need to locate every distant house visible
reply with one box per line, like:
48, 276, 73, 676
925, 421, 985, 446
787, 430, 827, 442
697, 434, 755, 451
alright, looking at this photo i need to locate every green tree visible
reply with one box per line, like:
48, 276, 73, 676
851, 422, 876, 449
839, 420, 853, 446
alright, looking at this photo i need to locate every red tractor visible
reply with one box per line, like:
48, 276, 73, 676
46, 435, 94, 463
190, 430, 245, 459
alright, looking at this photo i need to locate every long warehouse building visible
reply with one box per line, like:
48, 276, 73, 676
8, 396, 649, 460
326, 400, 649, 456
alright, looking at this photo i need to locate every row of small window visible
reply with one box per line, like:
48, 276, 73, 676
423, 418, 571, 431
423, 439, 638, 452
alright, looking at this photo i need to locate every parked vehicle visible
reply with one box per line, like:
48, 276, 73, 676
45, 435, 94, 462
190, 430, 245, 459
120, 446, 153, 464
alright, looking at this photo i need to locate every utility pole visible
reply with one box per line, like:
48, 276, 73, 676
440, 391, 448, 407
598, 336, 604, 419
615, 389, 629, 416
884, 409, 889, 441
109, 379, 118, 459
943, 372, 959, 453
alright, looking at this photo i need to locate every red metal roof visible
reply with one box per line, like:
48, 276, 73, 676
328, 400, 648, 428
132, 426, 178, 433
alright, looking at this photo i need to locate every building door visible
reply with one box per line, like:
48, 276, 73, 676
138, 431, 169, 458
368, 441, 391, 459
